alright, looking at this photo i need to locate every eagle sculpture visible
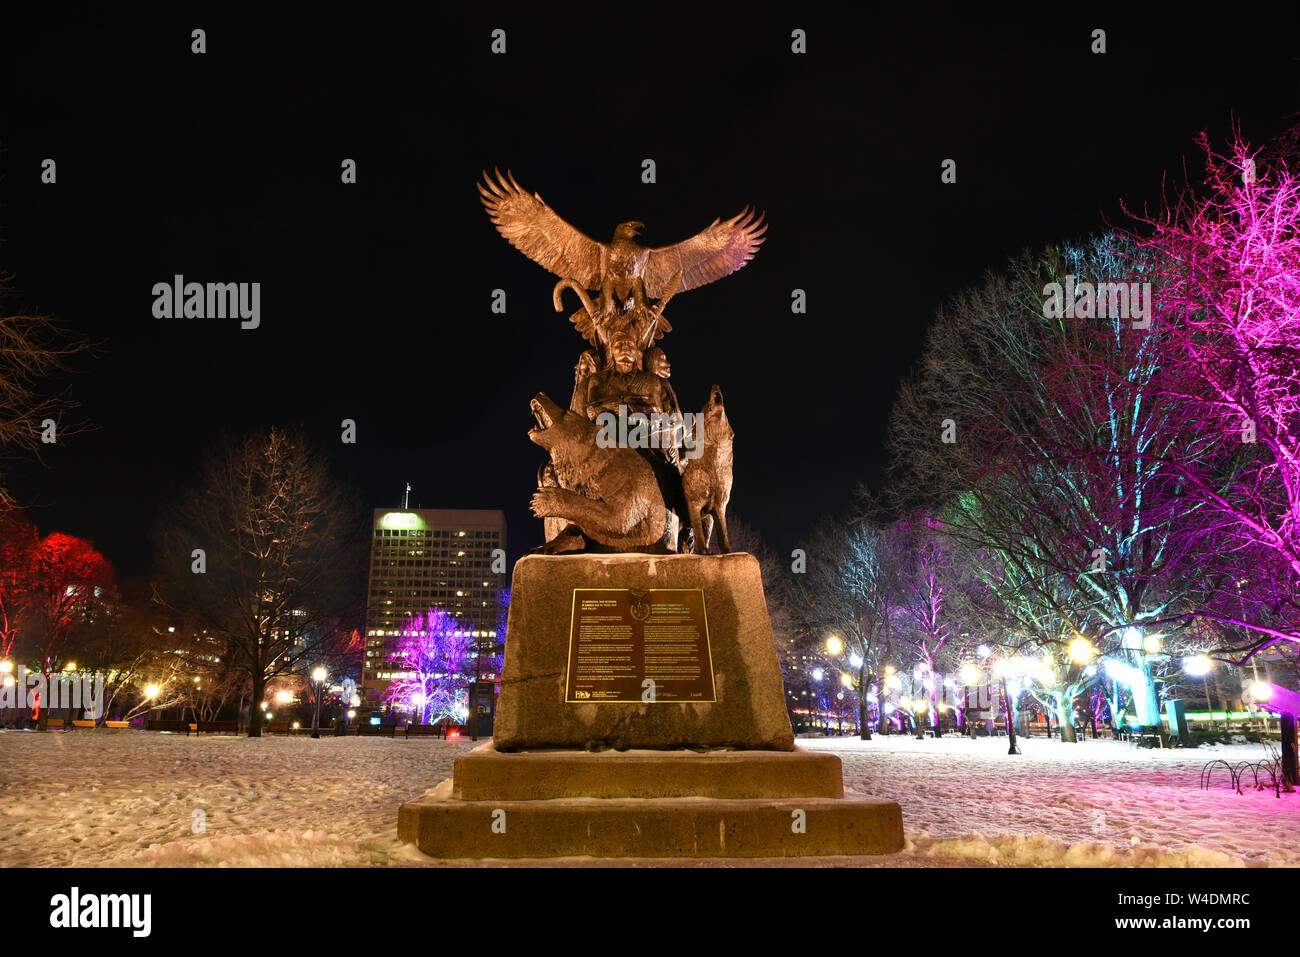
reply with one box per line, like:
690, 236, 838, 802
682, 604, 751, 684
478, 169, 766, 345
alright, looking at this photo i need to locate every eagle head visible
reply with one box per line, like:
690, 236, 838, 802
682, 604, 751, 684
614, 221, 645, 241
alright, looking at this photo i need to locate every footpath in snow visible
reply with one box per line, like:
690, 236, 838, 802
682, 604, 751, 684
0, 730, 1293, 867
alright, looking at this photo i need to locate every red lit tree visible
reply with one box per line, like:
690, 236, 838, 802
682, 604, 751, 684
0, 509, 38, 661
23, 532, 115, 729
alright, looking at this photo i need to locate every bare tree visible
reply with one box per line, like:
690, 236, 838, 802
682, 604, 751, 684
788, 507, 904, 740
153, 427, 367, 736
0, 276, 95, 509
887, 235, 1212, 737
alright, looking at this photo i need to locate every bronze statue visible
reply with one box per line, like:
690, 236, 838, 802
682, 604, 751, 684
479, 168, 764, 299
480, 169, 759, 554
528, 393, 670, 553
681, 386, 735, 554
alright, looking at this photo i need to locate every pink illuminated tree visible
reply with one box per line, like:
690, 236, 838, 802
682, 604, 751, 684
382, 606, 475, 725
1128, 126, 1300, 654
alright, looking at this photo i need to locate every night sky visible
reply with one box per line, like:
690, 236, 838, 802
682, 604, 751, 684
1, 4, 1296, 581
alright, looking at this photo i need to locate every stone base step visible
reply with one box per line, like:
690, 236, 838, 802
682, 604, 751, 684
451, 743, 846, 800
398, 780, 904, 859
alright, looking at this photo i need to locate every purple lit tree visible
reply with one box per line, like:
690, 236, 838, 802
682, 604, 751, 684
382, 607, 475, 725
1130, 126, 1300, 656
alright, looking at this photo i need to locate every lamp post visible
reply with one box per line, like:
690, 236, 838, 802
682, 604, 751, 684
144, 683, 160, 728
959, 662, 980, 738
311, 666, 326, 739
0, 660, 12, 729
1184, 655, 1213, 731
993, 658, 1022, 755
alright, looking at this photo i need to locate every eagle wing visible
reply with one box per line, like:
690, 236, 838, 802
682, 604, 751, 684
479, 169, 604, 288
642, 206, 767, 298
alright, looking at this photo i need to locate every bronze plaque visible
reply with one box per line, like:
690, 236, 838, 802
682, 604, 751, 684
565, 588, 716, 703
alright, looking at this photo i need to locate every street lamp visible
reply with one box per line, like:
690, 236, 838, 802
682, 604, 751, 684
1068, 637, 1094, 665
311, 666, 327, 739
1184, 655, 1214, 730
826, 635, 843, 656
144, 683, 160, 727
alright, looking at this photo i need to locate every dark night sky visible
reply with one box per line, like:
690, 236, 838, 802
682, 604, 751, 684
1, 4, 1297, 581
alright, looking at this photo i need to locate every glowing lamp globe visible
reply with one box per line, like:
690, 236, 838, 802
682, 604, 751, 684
0, 660, 11, 673
849, 652, 863, 669
840, 673, 852, 689
1068, 637, 1094, 664
959, 664, 980, 685
811, 668, 824, 682
1249, 681, 1272, 702
1183, 655, 1212, 677
144, 684, 160, 699
312, 666, 327, 683
1143, 634, 1161, 654
826, 635, 843, 656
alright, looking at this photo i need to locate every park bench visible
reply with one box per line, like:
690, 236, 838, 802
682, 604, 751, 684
147, 719, 194, 733
193, 720, 241, 735
354, 722, 400, 737
405, 724, 446, 738
265, 721, 291, 735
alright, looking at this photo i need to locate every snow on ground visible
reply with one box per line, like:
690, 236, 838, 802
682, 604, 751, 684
801, 734, 1300, 867
0, 729, 1295, 867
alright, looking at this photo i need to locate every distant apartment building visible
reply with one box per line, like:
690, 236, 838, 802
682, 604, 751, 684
360, 507, 507, 711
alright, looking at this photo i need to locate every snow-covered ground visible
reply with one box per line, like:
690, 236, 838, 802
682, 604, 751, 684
802, 734, 1300, 867
0, 729, 1294, 867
